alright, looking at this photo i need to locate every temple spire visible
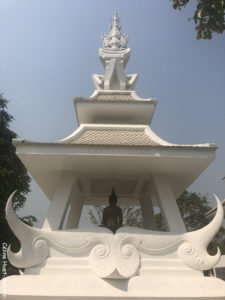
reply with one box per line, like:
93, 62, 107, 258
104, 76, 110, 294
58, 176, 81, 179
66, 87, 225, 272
102, 11, 128, 51
92, 12, 137, 91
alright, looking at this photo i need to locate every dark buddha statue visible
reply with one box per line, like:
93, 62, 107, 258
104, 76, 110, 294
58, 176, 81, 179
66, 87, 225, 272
102, 188, 123, 233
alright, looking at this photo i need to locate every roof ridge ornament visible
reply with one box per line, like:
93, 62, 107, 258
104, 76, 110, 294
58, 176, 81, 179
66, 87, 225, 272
92, 13, 137, 91
102, 12, 128, 51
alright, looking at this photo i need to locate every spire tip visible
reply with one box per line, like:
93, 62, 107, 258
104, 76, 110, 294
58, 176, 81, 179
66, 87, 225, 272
102, 12, 128, 51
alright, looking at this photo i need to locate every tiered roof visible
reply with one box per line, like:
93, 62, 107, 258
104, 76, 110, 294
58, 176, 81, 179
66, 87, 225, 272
13, 13, 217, 205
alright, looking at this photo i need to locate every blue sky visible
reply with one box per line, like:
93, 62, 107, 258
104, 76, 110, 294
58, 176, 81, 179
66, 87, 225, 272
1, 0, 225, 225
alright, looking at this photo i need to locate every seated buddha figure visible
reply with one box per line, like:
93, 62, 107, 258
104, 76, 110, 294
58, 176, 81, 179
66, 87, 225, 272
102, 188, 123, 233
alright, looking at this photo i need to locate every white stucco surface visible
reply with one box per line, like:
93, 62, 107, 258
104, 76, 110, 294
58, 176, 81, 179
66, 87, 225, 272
1, 12, 225, 300
2, 274, 225, 299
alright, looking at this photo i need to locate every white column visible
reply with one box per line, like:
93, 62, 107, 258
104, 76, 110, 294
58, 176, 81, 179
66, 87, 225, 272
140, 182, 156, 230
152, 174, 186, 233
42, 173, 76, 230
64, 183, 84, 229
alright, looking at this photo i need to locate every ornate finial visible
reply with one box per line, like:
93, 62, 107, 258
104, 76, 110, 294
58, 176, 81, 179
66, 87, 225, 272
93, 13, 137, 90
102, 12, 128, 51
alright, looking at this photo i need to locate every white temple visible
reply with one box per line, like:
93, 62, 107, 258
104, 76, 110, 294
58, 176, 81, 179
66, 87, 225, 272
1, 12, 225, 299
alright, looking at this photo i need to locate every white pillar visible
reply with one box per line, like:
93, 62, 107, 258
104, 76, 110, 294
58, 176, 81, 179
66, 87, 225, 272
152, 174, 186, 233
64, 183, 84, 229
42, 173, 76, 230
140, 182, 156, 230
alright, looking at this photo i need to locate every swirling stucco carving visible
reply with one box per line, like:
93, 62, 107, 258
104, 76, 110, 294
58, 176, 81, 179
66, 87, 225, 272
5, 192, 224, 277
6, 192, 113, 268
116, 241, 140, 278
6, 192, 49, 268
90, 236, 140, 278
177, 194, 224, 270
89, 243, 115, 278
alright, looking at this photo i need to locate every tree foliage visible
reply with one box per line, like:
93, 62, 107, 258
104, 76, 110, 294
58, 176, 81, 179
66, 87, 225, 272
172, 0, 225, 39
177, 191, 212, 230
155, 191, 212, 231
156, 191, 225, 254
88, 190, 225, 254
0, 94, 37, 278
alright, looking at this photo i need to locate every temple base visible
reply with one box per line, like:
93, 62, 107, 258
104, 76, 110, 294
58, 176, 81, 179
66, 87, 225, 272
1, 274, 225, 299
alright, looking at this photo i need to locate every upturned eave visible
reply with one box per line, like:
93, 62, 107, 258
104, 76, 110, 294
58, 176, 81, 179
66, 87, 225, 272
13, 137, 217, 205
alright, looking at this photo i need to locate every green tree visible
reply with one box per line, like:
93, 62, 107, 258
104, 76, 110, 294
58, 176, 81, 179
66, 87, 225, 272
171, 0, 225, 39
0, 94, 37, 278
155, 191, 212, 231
155, 191, 225, 254
88, 190, 225, 254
